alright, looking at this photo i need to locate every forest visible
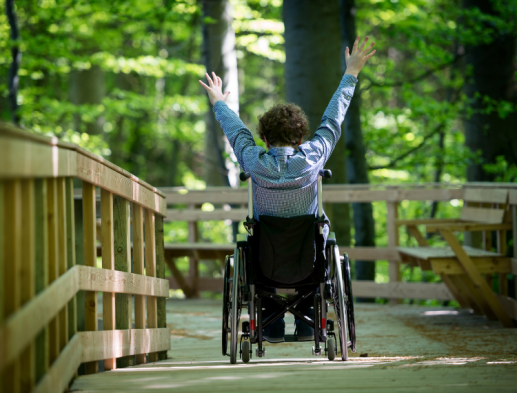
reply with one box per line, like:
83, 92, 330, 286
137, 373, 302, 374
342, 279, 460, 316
1, 0, 516, 300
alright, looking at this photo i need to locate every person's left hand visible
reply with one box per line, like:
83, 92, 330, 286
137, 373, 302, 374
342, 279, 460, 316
199, 72, 230, 105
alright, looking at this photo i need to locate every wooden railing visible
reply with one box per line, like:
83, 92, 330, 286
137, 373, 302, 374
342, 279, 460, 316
161, 183, 517, 302
0, 124, 170, 392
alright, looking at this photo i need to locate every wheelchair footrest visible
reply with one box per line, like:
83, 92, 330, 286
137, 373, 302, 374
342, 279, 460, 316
284, 334, 299, 342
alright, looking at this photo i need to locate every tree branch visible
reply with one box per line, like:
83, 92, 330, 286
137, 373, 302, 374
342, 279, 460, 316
360, 53, 464, 92
368, 127, 441, 170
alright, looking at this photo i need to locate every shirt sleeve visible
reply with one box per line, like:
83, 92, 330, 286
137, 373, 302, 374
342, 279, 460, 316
212, 101, 265, 173
300, 74, 358, 164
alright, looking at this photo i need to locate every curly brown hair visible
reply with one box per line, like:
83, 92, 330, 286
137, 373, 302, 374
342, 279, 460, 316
257, 103, 310, 147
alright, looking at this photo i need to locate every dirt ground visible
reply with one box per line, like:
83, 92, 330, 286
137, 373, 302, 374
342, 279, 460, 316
70, 299, 517, 392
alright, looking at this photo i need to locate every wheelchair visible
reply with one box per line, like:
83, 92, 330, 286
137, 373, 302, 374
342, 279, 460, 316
222, 169, 356, 364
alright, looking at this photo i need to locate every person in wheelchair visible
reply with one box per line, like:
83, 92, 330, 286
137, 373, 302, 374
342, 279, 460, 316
200, 36, 375, 362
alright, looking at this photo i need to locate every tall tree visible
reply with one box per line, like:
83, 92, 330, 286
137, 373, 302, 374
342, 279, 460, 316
284, 0, 351, 247
340, 0, 376, 290
462, 0, 517, 181
202, 0, 240, 187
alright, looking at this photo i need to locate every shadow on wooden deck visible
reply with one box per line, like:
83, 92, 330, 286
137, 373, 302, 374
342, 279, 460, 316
71, 299, 517, 392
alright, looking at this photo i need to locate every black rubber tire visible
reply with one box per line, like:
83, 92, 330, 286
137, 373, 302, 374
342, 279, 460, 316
242, 340, 250, 363
332, 245, 349, 361
343, 254, 356, 353
230, 249, 241, 364
222, 256, 231, 356
327, 338, 336, 361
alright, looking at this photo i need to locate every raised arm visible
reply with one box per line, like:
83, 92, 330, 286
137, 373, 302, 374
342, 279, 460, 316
304, 36, 376, 163
199, 72, 260, 172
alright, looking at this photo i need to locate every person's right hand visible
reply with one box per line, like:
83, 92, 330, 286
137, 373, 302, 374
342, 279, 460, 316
345, 36, 376, 78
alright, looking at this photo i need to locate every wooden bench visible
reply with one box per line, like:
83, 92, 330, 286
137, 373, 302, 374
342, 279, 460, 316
397, 188, 516, 327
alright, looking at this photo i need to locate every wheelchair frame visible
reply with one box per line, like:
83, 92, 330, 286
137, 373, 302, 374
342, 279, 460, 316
222, 170, 356, 364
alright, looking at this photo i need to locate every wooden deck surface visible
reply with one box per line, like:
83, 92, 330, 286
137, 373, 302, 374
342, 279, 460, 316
71, 300, 517, 392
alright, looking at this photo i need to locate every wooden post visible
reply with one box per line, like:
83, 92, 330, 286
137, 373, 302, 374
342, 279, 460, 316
387, 201, 400, 305
2, 180, 22, 393
65, 178, 77, 342
82, 181, 98, 374
145, 208, 159, 362
46, 178, 60, 365
34, 180, 49, 383
132, 204, 146, 365
56, 178, 68, 352
497, 229, 508, 296
513, 205, 517, 301
20, 180, 36, 392
155, 215, 168, 361
74, 196, 85, 376
101, 189, 116, 370
114, 195, 133, 368
188, 204, 199, 298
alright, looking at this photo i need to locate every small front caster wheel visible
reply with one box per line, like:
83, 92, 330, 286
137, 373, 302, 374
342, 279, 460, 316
327, 338, 336, 361
242, 341, 250, 363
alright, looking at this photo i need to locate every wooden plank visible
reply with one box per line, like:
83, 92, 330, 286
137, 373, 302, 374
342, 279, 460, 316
397, 246, 503, 261
351, 281, 453, 300
463, 188, 508, 204
33, 180, 49, 383
396, 218, 459, 226
56, 178, 68, 354
430, 257, 511, 275
439, 274, 469, 308
407, 225, 429, 246
100, 189, 116, 371
82, 181, 98, 374
1, 180, 22, 393
20, 180, 36, 392
80, 328, 170, 363
426, 222, 512, 233
114, 195, 133, 368
145, 209, 158, 362
448, 275, 483, 314
459, 206, 505, 224
166, 208, 247, 222
387, 202, 400, 305
32, 335, 81, 393
0, 135, 76, 179
76, 153, 166, 216
46, 178, 60, 367
509, 190, 517, 205
65, 178, 77, 342
497, 229, 508, 296
132, 204, 146, 365
456, 274, 497, 320
162, 187, 465, 205
155, 215, 168, 361
440, 229, 513, 327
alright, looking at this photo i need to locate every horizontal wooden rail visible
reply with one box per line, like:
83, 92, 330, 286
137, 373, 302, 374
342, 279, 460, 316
0, 124, 166, 216
33, 328, 170, 393
166, 277, 453, 301
0, 264, 169, 371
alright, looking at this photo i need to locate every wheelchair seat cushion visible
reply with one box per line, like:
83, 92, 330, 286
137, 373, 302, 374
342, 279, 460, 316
258, 214, 316, 285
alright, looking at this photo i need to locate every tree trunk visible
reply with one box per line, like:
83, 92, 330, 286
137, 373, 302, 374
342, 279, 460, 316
339, 0, 376, 296
69, 66, 105, 135
462, 0, 517, 182
202, 0, 240, 187
284, 0, 351, 247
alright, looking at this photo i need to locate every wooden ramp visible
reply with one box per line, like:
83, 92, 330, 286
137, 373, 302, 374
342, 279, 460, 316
70, 300, 517, 392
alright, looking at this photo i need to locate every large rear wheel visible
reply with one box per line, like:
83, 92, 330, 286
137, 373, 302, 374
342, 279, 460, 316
343, 254, 356, 353
222, 256, 231, 356
332, 245, 349, 361
230, 248, 242, 364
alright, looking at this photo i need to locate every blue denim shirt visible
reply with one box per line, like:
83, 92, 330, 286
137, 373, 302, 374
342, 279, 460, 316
212, 74, 357, 221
